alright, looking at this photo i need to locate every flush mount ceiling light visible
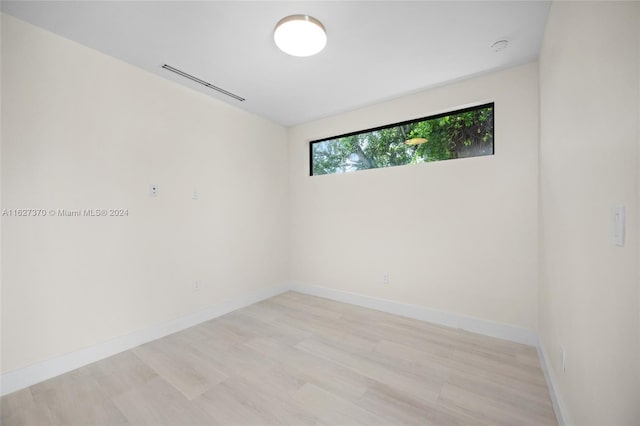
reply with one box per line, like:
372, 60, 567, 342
274, 15, 327, 57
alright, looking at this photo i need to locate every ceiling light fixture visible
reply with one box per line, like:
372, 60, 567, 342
274, 15, 327, 57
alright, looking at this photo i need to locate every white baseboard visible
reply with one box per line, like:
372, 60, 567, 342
0, 283, 291, 397
292, 283, 539, 346
537, 341, 570, 426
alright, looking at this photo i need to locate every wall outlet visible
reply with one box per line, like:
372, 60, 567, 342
383, 273, 390, 285
149, 184, 159, 197
192, 189, 199, 200
193, 280, 200, 291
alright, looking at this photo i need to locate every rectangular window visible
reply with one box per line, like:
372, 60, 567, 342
310, 103, 494, 176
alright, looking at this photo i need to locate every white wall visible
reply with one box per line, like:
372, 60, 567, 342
0, 14, 289, 374
289, 63, 540, 331
538, 2, 640, 424
6, 7, 639, 422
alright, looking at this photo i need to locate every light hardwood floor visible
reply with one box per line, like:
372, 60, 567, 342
1, 291, 557, 425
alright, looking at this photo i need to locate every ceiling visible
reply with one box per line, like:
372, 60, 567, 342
1, 1, 550, 127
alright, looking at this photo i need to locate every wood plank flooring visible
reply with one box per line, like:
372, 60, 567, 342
1, 291, 557, 425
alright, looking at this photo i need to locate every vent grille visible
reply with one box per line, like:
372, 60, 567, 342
162, 64, 245, 102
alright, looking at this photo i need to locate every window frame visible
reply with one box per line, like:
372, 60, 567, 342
309, 102, 495, 176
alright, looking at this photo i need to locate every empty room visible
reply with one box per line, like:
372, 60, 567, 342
1, 1, 639, 425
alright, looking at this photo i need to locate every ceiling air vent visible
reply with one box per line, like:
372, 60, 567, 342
161, 64, 245, 102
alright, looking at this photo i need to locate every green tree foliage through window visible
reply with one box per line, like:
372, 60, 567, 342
311, 103, 494, 176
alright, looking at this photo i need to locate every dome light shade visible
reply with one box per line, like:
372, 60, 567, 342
274, 15, 326, 57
